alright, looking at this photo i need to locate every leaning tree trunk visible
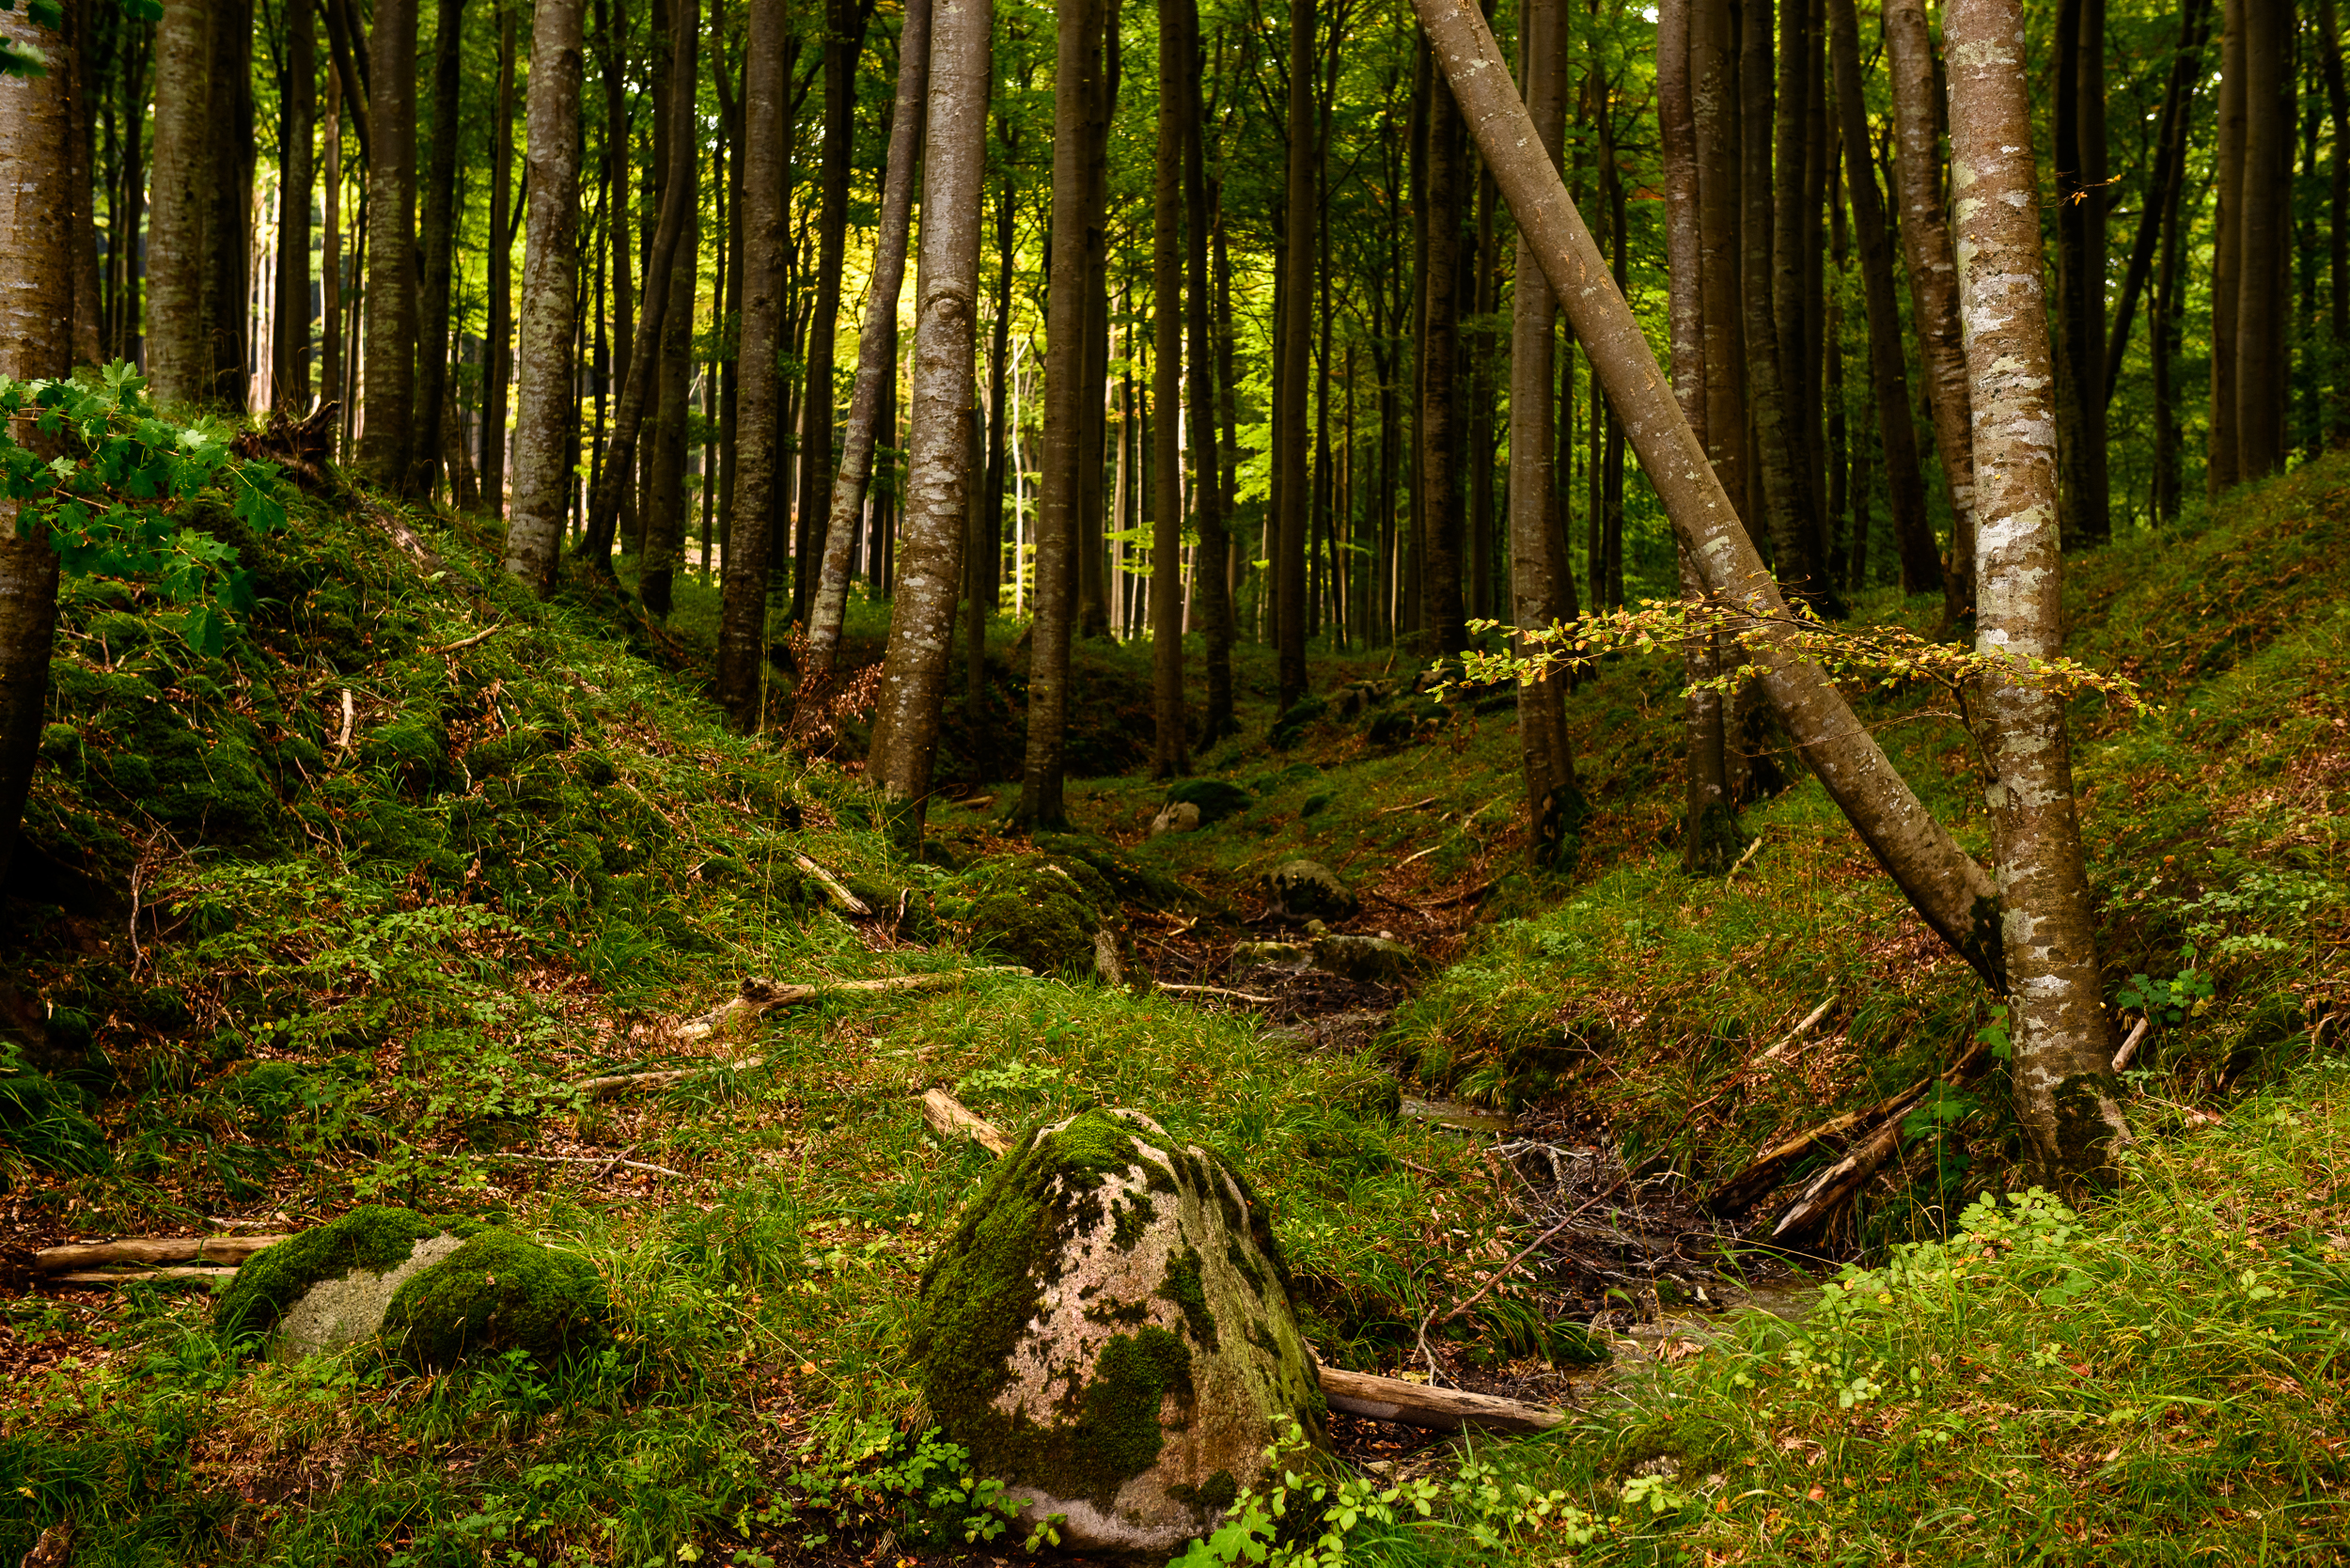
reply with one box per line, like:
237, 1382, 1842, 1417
1148, 0, 1192, 777
1183, 8, 1233, 745
499, 0, 586, 592
807, 0, 932, 674
1409, 0, 2006, 991
1513, 0, 1584, 872
0, 0, 73, 886
1014, 0, 1100, 830
866, 0, 991, 846
1883, 0, 1978, 610
716, 0, 785, 729
411, 0, 469, 495
146, 0, 214, 406
1827, 0, 1940, 597
1945, 0, 2126, 1182
274, 0, 316, 412
358, 0, 420, 489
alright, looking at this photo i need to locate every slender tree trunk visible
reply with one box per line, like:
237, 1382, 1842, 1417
1015, 0, 1102, 828
1771, 0, 1825, 593
60, 0, 99, 369
2209, 0, 2247, 494
482, 5, 519, 511
0, 0, 72, 885
2053, 0, 2109, 549
808, 0, 932, 672
1827, 0, 1937, 596
147, 0, 214, 405
1184, 22, 1233, 743
1413, 0, 2007, 990
1945, 0, 2126, 1180
2103, 0, 2210, 406
599, 0, 634, 557
204, 0, 253, 406
1274, 0, 1315, 700
274, 0, 315, 410
716, 0, 784, 729
411, 0, 468, 494
500, 0, 587, 591
1149, 0, 1193, 776
793, 0, 870, 621
969, 162, 1017, 768
581, 4, 697, 571
322, 67, 343, 429
867, 0, 990, 844
1740, 0, 1815, 600
2150, 117, 2189, 522
2323, 0, 2348, 448
1693, 0, 1744, 526
357, 0, 419, 484
643, 138, 697, 619
1075, 5, 1118, 643
1418, 70, 1465, 655
1882, 0, 1976, 604
2233, 0, 2289, 478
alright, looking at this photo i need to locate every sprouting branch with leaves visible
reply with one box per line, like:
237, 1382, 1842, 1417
1, 363, 288, 657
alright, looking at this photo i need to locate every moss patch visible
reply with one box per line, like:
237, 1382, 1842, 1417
960, 856, 1120, 976
1160, 1245, 1218, 1350
216, 1205, 470, 1340
380, 1229, 612, 1369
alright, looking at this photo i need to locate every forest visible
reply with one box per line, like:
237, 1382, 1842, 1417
0, 0, 2346, 1559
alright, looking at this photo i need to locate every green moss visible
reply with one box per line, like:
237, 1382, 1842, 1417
1168, 1469, 1240, 1513
1066, 1328, 1195, 1505
380, 1229, 612, 1369
216, 1205, 468, 1340
1224, 1237, 1268, 1298
1160, 1245, 1218, 1350
961, 855, 1117, 976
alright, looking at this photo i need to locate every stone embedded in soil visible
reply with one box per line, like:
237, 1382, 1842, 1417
914, 1107, 1326, 1558
380, 1228, 612, 1369
1309, 933, 1429, 985
1230, 940, 1309, 969
215, 1205, 480, 1358
1263, 859, 1360, 921
1150, 801, 1203, 837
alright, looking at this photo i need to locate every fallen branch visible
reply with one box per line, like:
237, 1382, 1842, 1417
1769, 1115, 1907, 1245
35, 1235, 290, 1272
488, 1152, 686, 1178
420, 621, 514, 658
1757, 995, 1838, 1062
673, 967, 1023, 1046
336, 688, 355, 753
45, 1266, 238, 1286
1374, 795, 1443, 818
2112, 1015, 2152, 1073
571, 1057, 764, 1098
922, 1089, 1013, 1155
1155, 982, 1279, 1004
1724, 835, 1765, 885
1315, 1365, 1564, 1435
792, 853, 871, 916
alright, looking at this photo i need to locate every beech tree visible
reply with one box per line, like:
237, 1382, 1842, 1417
500, 0, 586, 592
357, 0, 418, 489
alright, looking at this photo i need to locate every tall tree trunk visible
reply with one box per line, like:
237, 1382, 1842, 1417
482, 4, 519, 511
60, 0, 99, 369
1184, 24, 1233, 743
969, 161, 1017, 770
147, 0, 215, 405
1015, 0, 1102, 828
1945, 0, 2126, 1180
807, 0, 932, 673
1692, 0, 1744, 529
581, 4, 697, 572
643, 131, 697, 619
599, 0, 634, 557
411, 0, 468, 495
716, 0, 785, 729
1827, 0, 1937, 596
794, 0, 870, 621
1275, 0, 1315, 701
1771, 0, 1825, 593
274, 0, 316, 410
1418, 70, 1465, 655
1662, 0, 1736, 874
2053, 0, 2110, 548
2208, 0, 2247, 494
1412, 0, 2007, 991
1740, 0, 1815, 601
1149, 0, 1193, 776
2103, 0, 2210, 407
358, 0, 418, 486
867, 0, 990, 844
322, 66, 342, 430
500, 0, 586, 591
204, 0, 253, 406
0, 0, 72, 885
2233, 0, 2289, 478
2323, 0, 2348, 448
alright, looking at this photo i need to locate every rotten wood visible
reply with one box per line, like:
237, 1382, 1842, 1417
2112, 1015, 2152, 1072
47, 1266, 243, 1286
1758, 995, 1838, 1061
922, 1089, 1013, 1155
1316, 1364, 1566, 1435
35, 1234, 291, 1272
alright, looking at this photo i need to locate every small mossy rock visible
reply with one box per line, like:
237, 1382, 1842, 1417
216, 1205, 480, 1354
915, 1108, 1325, 1557
381, 1229, 611, 1369
1309, 934, 1430, 985
1150, 801, 1202, 837
964, 855, 1119, 976
1230, 940, 1308, 970
1031, 832, 1197, 912
1165, 777, 1251, 824
1263, 859, 1359, 921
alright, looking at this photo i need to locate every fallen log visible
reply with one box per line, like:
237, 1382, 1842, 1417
47, 1266, 241, 1286
1316, 1365, 1565, 1435
673, 967, 1021, 1045
917, 1091, 1569, 1435
35, 1235, 290, 1273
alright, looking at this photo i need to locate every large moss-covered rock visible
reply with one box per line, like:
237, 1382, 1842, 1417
216, 1205, 479, 1354
962, 855, 1120, 976
915, 1108, 1325, 1557
381, 1228, 612, 1369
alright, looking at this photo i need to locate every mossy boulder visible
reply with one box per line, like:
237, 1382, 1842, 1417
1263, 859, 1359, 922
1309, 934, 1431, 986
915, 1108, 1325, 1556
962, 855, 1120, 977
1165, 778, 1251, 825
381, 1229, 612, 1369
217, 1205, 482, 1353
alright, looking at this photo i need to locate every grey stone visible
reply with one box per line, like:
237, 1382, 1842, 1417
1150, 801, 1203, 837
1309, 933, 1430, 985
1230, 940, 1308, 969
1263, 859, 1359, 921
273, 1231, 469, 1359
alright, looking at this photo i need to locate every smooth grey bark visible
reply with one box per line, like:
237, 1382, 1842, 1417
807, 0, 932, 674
2208, 0, 2245, 494
1737, 0, 1815, 602
1014, 0, 1100, 829
1883, 0, 1975, 601
1183, 9, 1233, 744
500, 0, 587, 591
1945, 0, 2126, 1181
866, 0, 991, 844
146, 0, 213, 406
1418, 69, 1465, 655
1692, 0, 1744, 527
482, 4, 519, 511
358, 0, 419, 488
1410, 0, 2005, 989
1275, 0, 1314, 704
1148, 0, 1192, 776
793, 0, 873, 619
0, 0, 72, 886
412, 0, 469, 494
716, 0, 785, 729
274, 0, 316, 411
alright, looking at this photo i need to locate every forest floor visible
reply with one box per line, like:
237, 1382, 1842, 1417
1, 453, 2347, 1565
